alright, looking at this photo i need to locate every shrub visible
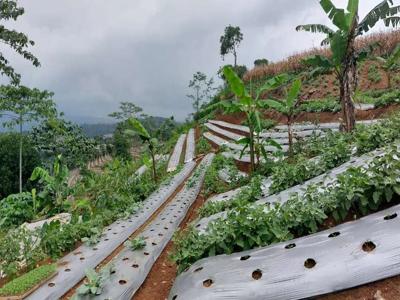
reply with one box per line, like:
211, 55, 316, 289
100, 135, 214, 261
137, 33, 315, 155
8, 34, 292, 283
0, 133, 41, 199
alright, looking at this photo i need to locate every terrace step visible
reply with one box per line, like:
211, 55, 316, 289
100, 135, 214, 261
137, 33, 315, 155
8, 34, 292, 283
167, 133, 187, 172
184, 128, 196, 163
169, 204, 400, 300
75, 153, 215, 300
26, 161, 197, 300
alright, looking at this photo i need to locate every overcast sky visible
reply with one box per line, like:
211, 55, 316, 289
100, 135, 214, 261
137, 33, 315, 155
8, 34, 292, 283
0, 0, 395, 122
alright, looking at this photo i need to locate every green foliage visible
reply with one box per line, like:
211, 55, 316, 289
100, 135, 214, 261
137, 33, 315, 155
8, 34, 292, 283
0, 192, 34, 228
220, 25, 243, 66
0, 0, 40, 84
81, 227, 103, 246
187, 72, 215, 116
367, 64, 382, 83
172, 146, 400, 272
0, 133, 40, 198
108, 102, 143, 120
124, 236, 146, 251
0, 227, 45, 278
30, 155, 70, 215
76, 265, 115, 297
0, 264, 56, 296
222, 66, 283, 171
125, 118, 159, 182
196, 137, 212, 155
298, 98, 341, 113
254, 58, 269, 66
113, 121, 132, 161
31, 118, 102, 169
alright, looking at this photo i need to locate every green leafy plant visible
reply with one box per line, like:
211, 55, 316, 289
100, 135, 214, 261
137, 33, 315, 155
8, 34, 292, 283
124, 236, 146, 251
376, 43, 400, 88
367, 64, 382, 83
76, 264, 115, 296
222, 65, 283, 172
82, 227, 103, 246
30, 154, 70, 214
196, 136, 212, 155
0, 264, 56, 297
125, 118, 159, 183
264, 78, 302, 154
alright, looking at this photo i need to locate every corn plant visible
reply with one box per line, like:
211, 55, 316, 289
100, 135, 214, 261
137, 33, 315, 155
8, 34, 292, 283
222, 65, 282, 172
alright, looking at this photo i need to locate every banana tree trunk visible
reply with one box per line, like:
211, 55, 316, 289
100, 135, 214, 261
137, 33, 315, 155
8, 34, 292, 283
287, 115, 293, 155
339, 24, 358, 132
248, 125, 255, 173
19, 115, 23, 194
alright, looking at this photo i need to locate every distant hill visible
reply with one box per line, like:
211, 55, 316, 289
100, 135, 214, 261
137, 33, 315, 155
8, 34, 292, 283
80, 123, 117, 137
80, 116, 172, 137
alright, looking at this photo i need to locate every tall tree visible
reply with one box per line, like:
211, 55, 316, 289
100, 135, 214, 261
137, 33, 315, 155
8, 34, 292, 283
0, 85, 56, 193
254, 59, 269, 67
297, 0, 400, 132
220, 25, 243, 67
108, 102, 143, 120
0, 0, 40, 84
187, 72, 214, 117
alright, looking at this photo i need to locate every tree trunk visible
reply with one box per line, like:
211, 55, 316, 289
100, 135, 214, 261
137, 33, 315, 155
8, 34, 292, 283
248, 124, 255, 173
233, 48, 237, 68
19, 115, 23, 194
287, 115, 293, 156
150, 150, 158, 184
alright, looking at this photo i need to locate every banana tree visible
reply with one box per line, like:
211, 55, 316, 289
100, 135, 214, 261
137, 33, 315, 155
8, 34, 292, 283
264, 79, 302, 155
125, 118, 158, 183
376, 43, 400, 88
296, 0, 400, 132
222, 66, 284, 172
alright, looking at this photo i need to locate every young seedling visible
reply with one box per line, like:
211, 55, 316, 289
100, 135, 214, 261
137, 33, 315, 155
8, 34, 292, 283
124, 236, 147, 251
76, 264, 115, 297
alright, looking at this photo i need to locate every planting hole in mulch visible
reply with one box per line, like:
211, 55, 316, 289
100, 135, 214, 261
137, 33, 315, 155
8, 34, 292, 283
132, 264, 139, 268
304, 258, 317, 269
65, 268, 71, 272
285, 243, 296, 249
362, 241, 376, 252
194, 267, 203, 272
240, 255, 251, 261
252, 269, 262, 280
119, 280, 127, 285
152, 242, 157, 246
48, 282, 55, 287
79, 257, 85, 261
203, 279, 213, 287
328, 232, 341, 238
172, 295, 178, 300
123, 257, 129, 261
144, 252, 150, 256
384, 213, 397, 220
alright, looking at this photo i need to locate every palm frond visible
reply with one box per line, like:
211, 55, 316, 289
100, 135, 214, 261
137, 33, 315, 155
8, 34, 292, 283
358, 0, 395, 34
320, 0, 347, 30
384, 16, 400, 28
295, 24, 334, 35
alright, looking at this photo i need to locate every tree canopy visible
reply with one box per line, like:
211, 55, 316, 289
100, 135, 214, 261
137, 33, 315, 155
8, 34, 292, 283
0, 0, 40, 84
220, 25, 243, 67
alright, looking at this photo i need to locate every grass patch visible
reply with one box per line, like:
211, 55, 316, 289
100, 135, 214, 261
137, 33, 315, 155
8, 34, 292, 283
0, 264, 57, 297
